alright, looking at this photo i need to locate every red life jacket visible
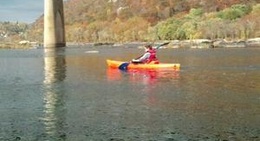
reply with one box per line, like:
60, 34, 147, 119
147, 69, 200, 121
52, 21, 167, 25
144, 49, 159, 64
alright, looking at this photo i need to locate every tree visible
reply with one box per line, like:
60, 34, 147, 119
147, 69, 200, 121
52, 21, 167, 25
217, 4, 252, 20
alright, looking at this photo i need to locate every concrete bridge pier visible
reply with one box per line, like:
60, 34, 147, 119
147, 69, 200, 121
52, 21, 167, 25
44, 0, 66, 48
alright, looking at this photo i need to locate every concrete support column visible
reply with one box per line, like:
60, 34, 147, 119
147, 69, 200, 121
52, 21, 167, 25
44, 0, 66, 48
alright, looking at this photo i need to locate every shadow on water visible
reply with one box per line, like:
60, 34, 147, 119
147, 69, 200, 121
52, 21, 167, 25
41, 48, 67, 140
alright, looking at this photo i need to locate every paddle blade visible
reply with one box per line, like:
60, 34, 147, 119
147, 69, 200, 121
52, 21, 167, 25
155, 42, 170, 49
159, 42, 170, 47
118, 63, 129, 70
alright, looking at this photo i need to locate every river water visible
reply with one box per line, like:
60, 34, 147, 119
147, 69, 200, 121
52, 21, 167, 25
0, 46, 259, 141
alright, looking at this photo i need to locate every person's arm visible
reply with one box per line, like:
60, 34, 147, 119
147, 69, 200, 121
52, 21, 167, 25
132, 52, 150, 62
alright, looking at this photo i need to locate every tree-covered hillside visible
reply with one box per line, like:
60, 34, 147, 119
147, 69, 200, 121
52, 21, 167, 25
27, 0, 260, 43
0, 22, 28, 41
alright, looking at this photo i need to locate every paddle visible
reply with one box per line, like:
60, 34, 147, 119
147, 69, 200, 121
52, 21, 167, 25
118, 42, 170, 71
155, 42, 170, 49
118, 62, 129, 70
134, 42, 170, 59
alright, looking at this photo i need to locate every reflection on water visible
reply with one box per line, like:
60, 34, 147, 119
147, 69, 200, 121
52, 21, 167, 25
107, 68, 180, 84
107, 68, 180, 106
44, 48, 66, 84
42, 48, 67, 140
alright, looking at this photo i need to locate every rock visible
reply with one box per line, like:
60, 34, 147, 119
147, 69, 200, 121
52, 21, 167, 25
246, 38, 260, 47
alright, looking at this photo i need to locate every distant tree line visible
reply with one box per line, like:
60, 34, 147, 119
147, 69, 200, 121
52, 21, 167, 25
152, 4, 260, 41
61, 3, 260, 43
7, 0, 260, 44
0, 21, 29, 41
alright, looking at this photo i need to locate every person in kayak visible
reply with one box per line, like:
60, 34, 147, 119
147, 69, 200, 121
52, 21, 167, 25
131, 44, 159, 64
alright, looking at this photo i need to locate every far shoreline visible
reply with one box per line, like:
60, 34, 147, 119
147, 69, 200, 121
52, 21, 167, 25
1, 38, 260, 49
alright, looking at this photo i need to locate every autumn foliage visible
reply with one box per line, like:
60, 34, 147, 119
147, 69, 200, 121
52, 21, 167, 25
27, 0, 260, 43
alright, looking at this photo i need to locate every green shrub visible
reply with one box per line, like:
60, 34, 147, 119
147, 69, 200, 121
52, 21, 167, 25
217, 4, 252, 20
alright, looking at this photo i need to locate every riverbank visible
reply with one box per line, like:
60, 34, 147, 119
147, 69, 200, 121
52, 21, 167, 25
0, 42, 31, 49
167, 38, 260, 48
65, 38, 260, 49
1, 38, 260, 49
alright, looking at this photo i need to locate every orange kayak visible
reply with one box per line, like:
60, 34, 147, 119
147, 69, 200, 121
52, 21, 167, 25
106, 59, 180, 70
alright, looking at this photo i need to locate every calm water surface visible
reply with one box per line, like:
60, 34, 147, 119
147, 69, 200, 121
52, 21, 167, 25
0, 46, 259, 141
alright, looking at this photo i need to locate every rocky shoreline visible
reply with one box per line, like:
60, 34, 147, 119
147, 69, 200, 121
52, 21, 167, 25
1, 38, 260, 49
167, 38, 260, 48
0, 42, 31, 49
71, 38, 260, 49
